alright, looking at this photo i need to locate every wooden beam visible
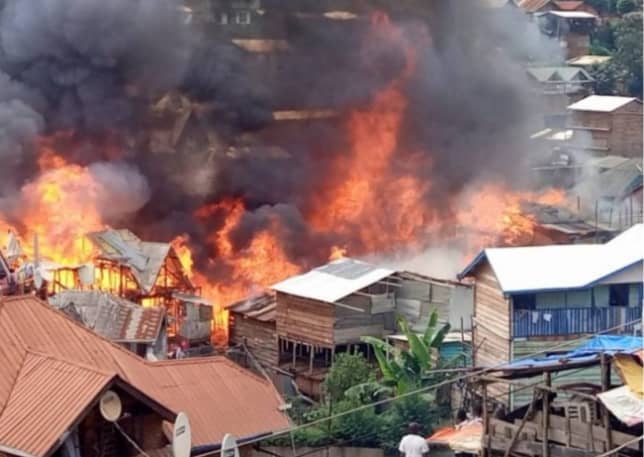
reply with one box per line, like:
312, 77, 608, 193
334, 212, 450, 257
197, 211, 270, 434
503, 393, 537, 457
600, 353, 613, 450
543, 372, 551, 457
333, 302, 365, 312
308, 345, 314, 374
483, 382, 490, 457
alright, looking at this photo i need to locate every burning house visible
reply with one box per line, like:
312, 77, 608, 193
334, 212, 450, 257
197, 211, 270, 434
0, 0, 607, 350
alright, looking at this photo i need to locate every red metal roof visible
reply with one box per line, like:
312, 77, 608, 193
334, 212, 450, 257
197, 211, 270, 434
517, 0, 552, 12
0, 353, 113, 457
553, 1, 584, 10
0, 295, 290, 456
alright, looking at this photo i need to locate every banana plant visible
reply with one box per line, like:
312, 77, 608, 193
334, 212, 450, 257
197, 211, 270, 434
362, 310, 451, 395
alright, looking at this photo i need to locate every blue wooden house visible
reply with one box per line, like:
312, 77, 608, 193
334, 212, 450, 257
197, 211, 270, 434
459, 223, 643, 405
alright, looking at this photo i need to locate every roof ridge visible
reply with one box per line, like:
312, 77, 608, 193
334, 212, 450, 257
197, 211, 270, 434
22, 349, 118, 378
3, 295, 154, 376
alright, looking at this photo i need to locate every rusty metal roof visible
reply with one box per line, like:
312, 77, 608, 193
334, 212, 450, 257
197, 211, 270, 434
0, 352, 113, 457
0, 295, 290, 456
86, 229, 172, 293
517, 0, 551, 12
228, 293, 277, 322
49, 290, 165, 343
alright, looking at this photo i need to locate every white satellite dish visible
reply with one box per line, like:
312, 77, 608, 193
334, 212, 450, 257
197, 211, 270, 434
221, 434, 240, 457
172, 412, 192, 457
99, 390, 122, 422
79, 263, 94, 287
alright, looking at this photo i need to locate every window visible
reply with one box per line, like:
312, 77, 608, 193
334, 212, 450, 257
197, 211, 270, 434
609, 284, 630, 307
234, 10, 251, 25
218, 12, 228, 25
513, 293, 536, 310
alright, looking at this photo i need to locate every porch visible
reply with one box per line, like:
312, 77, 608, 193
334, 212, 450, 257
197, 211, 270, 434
513, 307, 642, 338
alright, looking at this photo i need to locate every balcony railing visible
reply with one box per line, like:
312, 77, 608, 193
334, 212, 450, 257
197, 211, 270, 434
513, 307, 642, 338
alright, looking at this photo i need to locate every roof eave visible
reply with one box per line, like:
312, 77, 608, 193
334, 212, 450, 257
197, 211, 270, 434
457, 250, 487, 280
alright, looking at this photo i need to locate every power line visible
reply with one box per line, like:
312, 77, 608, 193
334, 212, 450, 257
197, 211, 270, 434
194, 318, 642, 457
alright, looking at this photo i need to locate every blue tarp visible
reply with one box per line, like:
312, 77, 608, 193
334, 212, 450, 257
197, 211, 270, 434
498, 335, 643, 371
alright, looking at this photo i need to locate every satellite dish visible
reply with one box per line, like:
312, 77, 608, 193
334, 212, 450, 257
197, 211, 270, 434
33, 268, 43, 290
99, 390, 122, 422
221, 434, 240, 457
172, 412, 192, 457
79, 263, 94, 287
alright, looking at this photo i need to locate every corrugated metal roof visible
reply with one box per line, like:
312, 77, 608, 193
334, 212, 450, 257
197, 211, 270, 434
517, 0, 551, 12
0, 295, 290, 455
568, 95, 638, 112
0, 352, 113, 457
459, 223, 644, 293
271, 257, 395, 303
229, 293, 277, 322
526, 66, 593, 83
567, 55, 612, 67
541, 10, 596, 18
552, 0, 584, 10
49, 290, 165, 343
86, 229, 171, 293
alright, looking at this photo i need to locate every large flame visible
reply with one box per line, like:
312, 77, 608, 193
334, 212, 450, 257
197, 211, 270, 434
0, 13, 570, 345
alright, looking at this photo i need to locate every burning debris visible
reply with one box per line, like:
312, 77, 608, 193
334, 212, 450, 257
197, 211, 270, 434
0, 0, 577, 341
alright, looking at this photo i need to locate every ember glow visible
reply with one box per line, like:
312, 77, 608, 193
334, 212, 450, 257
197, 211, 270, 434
0, 9, 570, 345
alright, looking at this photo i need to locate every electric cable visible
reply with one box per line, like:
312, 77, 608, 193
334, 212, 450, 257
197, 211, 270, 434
194, 318, 642, 457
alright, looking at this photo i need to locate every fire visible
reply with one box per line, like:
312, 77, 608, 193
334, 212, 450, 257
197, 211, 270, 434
0, 12, 575, 348
193, 198, 300, 307
0, 150, 104, 267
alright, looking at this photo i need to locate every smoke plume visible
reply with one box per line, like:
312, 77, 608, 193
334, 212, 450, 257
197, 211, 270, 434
0, 0, 558, 290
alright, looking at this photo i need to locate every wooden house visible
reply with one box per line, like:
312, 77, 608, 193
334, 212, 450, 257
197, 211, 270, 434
459, 224, 643, 406
566, 96, 644, 158
0, 295, 290, 457
266, 258, 473, 397
535, 10, 597, 59
229, 292, 279, 371
85, 229, 213, 347
526, 66, 594, 120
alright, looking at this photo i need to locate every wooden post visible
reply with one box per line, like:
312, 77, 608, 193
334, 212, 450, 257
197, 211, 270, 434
483, 382, 490, 457
543, 372, 551, 457
503, 392, 537, 457
601, 353, 613, 450
309, 345, 314, 374
292, 341, 297, 368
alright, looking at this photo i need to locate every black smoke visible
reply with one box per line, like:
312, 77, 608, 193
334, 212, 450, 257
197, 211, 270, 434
0, 0, 558, 286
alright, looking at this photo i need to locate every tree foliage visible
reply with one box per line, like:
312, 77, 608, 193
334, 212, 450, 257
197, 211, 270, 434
362, 311, 451, 394
612, 12, 643, 97
322, 352, 375, 403
617, 0, 638, 13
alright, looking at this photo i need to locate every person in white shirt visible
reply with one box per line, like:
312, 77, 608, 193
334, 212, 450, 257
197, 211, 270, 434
398, 423, 429, 457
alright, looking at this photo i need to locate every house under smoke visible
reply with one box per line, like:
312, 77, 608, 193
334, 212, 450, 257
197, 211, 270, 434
85, 229, 213, 348
229, 257, 473, 398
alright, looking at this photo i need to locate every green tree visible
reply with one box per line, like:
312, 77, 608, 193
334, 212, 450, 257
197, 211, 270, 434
613, 12, 643, 97
322, 352, 375, 403
589, 62, 618, 94
617, 0, 638, 14
362, 311, 451, 394
587, 0, 614, 13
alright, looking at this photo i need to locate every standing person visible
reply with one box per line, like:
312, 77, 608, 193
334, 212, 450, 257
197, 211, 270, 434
399, 423, 429, 457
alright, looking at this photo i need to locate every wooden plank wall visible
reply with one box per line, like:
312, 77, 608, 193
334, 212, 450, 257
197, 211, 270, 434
276, 292, 335, 346
473, 261, 511, 402
229, 312, 279, 368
